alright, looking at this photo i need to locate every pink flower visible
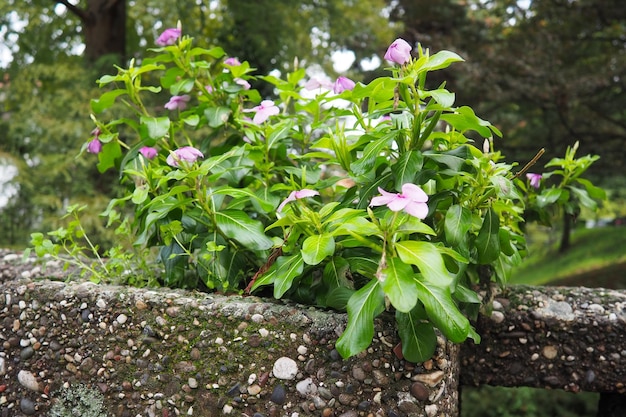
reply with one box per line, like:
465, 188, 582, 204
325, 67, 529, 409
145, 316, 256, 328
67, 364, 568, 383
245, 100, 280, 124
224, 57, 241, 66
384, 38, 412, 65
87, 139, 102, 154
156, 28, 181, 46
164, 95, 191, 110
234, 78, 251, 90
333, 76, 355, 94
205, 85, 214, 93
166, 146, 204, 167
370, 183, 429, 219
277, 189, 320, 213
304, 77, 333, 91
139, 146, 158, 160
526, 173, 542, 189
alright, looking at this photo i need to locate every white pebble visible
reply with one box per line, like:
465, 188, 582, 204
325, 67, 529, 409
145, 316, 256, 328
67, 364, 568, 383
297, 345, 308, 355
296, 378, 317, 396
18, 370, 40, 391
215, 337, 224, 345
273, 357, 298, 380
116, 314, 128, 324
258, 328, 269, 337
96, 299, 107, 309
251, 313, 264, 323
222, 404, 233, 414
248, 373, 257, 384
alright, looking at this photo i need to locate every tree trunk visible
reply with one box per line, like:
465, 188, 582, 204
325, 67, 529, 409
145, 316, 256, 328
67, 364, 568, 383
84, 0, 126, 63
56, 0, 126, 64
559, 212, 572, 253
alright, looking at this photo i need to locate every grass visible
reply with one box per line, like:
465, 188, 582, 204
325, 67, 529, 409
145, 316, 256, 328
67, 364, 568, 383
510, 225, 626, 288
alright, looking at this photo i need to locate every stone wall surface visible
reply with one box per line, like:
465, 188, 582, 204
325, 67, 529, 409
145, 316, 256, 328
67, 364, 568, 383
0, 250, 459, 417
461, 285, 626, 393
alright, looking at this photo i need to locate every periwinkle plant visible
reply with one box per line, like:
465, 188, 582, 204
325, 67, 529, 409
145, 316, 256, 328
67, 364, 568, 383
31, 26, 604, 361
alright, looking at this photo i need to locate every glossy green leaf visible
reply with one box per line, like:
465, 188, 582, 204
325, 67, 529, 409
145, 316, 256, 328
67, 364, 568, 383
397, 216, 436, 236
96, 140, 122, 173
204, 107, 231, 128
476, 208, 500, 264
415, 280, 470, 343
395, 241, 452, 286
170, 78, 194, 95
350, 133, 393, 175
215, 209, 274, 251
301, 233, 335, 265
90, 89, 126, 114
140, 116, 170, 140
444, 205, 471, 247
381, 257, 418, 313
391, 151, 424, 188
422, 50, 464, 72
250, 254, 304, 298
396, 308, 437, 363
336, 280, 385, 358
132, 185, 149, 205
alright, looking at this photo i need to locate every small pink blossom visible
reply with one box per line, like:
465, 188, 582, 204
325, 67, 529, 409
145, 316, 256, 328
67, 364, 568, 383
234, 78, 251, 90
277, 189, 320, 213
205, 85, 214, 93
139, 146, 158, 160
304, 77, 333, 91
244, 100, 280, 124
224, 57, 241, 66
87, 139, 102, 154
164, 95, 191, 110
166, 146, 204, 167
384, 38, 412, 65
156, 28, 181, 46
526, 173, 542, 189
333, 76, 355, 94
370, 183, 429, 219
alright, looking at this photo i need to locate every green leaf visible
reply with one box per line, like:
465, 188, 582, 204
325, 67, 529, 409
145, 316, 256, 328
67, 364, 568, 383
422, 50, 464, 72
396, 308, 437, 363
396, 216, 436, 236
415, 281, 470, 343
476, 208, 500, 264
96, 140, 122, 173
536, 188, 563, 207
350, 133, 394, 175
215, 210, 274, 250
444, 205, 471, 247
204, 107, 232, 128
90, 89, 126, 113
381, 257, 418, 313
569, 186, 598, 210
323, 257, 351, 288
301, 233, 335, 265
140, 116, 170, 140
132, 185, 149, 205
170, 78, 195, 95
395, 241, 452, 286
423, 89, 455, 108
336, 280, 385, 358
250, 254, 304, 298
440, 106, 493, 138
391, 151, 424, 188
575, 178, 606, 200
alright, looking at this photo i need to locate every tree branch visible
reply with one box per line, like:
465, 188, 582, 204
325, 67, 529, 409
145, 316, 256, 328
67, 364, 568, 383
53, 0, 89, 22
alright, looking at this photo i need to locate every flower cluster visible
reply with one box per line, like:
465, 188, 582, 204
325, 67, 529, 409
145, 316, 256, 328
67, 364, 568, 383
70, 26, 604, 364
